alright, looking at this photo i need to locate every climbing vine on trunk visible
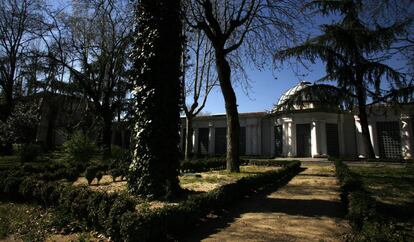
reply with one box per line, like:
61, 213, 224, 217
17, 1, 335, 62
128, 0, 182, 199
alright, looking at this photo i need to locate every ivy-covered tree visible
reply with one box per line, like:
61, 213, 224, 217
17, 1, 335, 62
276, 0, 406, 159
128, 0, 182, 198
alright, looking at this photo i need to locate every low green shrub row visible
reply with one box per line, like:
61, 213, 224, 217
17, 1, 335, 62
0, 162, 81, 186
119, 160, 301, 241
333, 159, 405, 241
180, 158, 228, 172
180, 158, 297, 173
13, 143, 42, 163
1, 160, 300, 242
246, 159, 299, 167
0, 174, 136, 241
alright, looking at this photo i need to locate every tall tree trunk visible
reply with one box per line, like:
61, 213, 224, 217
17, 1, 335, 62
356, 81, 376, 159
129, 0, 182, 198
184, 116, 193, 160
215, 49, 240, 172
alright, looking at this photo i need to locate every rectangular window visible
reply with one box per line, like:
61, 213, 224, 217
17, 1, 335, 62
376, 121, 401, 159
326, 123, 339, 157
215, 127, 226, 154
240, 127, 246, 155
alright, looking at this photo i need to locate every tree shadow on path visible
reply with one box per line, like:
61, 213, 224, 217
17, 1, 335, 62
180, 167, 348, 242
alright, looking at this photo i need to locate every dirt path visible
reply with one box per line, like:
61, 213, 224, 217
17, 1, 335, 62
184, 163, 350, 242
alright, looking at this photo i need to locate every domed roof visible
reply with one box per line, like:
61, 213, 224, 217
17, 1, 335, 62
277, 81, 311, 106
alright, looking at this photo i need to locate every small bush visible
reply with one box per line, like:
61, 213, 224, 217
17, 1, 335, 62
65, 167, 80, 182
96, 171, 103, 185
63, 132, 97, 163
109, 168, 122, 182
180, 158, 226, 173
86, 192, 106, 229
111, 145, 126, 160
15, 143, 41, 163
97, 194, 117, 230
107, 194, 135, 240
85, 166, 98, 185
3, 177, 23, 198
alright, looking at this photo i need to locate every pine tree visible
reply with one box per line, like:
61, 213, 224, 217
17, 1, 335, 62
276, 0, 405, 159
128, 0, 182, 198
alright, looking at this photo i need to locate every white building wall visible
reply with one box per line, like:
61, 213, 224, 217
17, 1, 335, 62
181, 104, 413, 159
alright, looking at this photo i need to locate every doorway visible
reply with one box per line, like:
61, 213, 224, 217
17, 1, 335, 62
296, 123, 311, 157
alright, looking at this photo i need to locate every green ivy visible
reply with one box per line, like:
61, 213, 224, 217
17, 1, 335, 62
128, 0, 183, 198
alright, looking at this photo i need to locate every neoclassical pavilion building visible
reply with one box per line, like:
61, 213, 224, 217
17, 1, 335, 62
180, 81, 414, 159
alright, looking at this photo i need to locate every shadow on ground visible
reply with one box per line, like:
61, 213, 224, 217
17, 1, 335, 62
180, 166, 349, 242
177, 168, 305, 241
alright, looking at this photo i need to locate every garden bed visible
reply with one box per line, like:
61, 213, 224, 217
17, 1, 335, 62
334, 159, 414, 241
73, 165, 281, 194
0, 158, 300, 241
347, 163, 414, 206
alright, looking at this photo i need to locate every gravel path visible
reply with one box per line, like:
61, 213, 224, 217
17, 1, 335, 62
184, 164, 350, 242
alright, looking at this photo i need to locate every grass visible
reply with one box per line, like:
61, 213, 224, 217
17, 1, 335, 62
0, 155, 19, 169
347, 162, 414, 240
348, 163, 414, 206
0, 201, 54, 241
179, 165, 280, 192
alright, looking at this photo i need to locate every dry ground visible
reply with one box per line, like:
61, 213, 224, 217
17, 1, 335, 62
184, 163, 350, 242
72, 165, 281, 194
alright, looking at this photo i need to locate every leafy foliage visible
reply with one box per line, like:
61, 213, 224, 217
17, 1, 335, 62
128, 0, 182, 198
333, 159, 409, 241
0, 103, 39, 148
14, 143, 42, 163
275, 0, 407, 158
63, 132, 97, 164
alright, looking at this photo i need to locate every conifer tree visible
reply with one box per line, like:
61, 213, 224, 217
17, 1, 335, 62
276, 0, 405, 158
128, 0, 182, 198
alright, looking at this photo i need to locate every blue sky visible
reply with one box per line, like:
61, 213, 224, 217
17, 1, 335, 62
202, 61, 327, 114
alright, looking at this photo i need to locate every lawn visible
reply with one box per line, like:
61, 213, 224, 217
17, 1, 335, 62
0, 200, 111, 241
72, 165, 281, 194
179, 165, 281, 192
0, 201, 54, 241
348, 163, 414, 206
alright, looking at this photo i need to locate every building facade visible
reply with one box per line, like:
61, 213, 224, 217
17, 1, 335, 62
181, 82, 414, 159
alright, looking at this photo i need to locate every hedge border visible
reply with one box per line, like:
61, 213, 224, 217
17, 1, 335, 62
180, 158, 299, 173
119, 160, 301, 241
1, 160, 301, 241
333, 159, 406, 241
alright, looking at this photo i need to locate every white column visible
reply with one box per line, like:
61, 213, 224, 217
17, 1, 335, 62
354, 116, 365, 158
369, 122, 379, 158
311, 121, 319, 157
283, 119, 294, 157
401, 114, 413, 159
192, 128, 199, 154
208, 122, 215, 155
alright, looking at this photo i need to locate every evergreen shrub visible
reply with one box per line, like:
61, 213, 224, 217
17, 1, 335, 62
63, 132, 97, 163
15, 143, 41, 163
333, 160, 405, 240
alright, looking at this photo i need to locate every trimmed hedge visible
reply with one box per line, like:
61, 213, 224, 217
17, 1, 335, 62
246, 159, 299, 167
180, 158, 298, 173
180, 158, 228, 173
0, 160, 301, 242
333, 159, 405, 241
119, 161, 301, 241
